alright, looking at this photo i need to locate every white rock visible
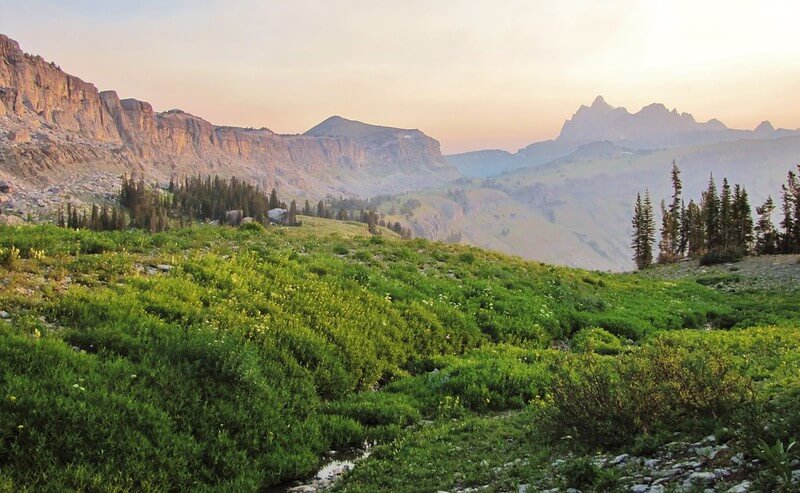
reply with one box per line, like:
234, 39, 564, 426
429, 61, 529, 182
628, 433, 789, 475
726, 481, 751, 493
631, 485, 649, 493
0, 310, 9, 319
689, 471, 716, 484
648, 486, 665, 493
611, 454, 630, 466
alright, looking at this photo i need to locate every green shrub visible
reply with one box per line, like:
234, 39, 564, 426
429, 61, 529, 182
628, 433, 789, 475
239, 221, 265, 232
571, 327, 626, 355
700, 248, 745, 266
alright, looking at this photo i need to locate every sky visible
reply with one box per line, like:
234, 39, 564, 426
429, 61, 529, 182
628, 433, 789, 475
2, 0, 800, 154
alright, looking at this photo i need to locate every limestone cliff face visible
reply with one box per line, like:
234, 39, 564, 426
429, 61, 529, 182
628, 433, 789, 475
0, 34, 456, 196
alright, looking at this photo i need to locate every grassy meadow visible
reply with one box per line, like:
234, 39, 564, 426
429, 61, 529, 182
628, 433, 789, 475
0, 222, 798, 491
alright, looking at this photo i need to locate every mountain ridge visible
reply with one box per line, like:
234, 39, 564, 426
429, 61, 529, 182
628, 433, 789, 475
447, 95, 799, 177
0, 34, 455, 201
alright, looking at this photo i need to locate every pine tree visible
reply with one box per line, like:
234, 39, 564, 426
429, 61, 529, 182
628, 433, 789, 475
631, 191, 655, 269
720, 178, 733, 250
703, 175, 721, 252
288, 200, 298, 226
269, 188, 280, 210
731, 185, 753, 253
667, 161, 683, 256
303, 200, 312, 216
685, 200, 705, 257
317, 201, 326, 218
755, 196, 778, 255
780, 181, 795, 254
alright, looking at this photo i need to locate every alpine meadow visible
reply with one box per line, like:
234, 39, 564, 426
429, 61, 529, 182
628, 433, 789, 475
2, 2, 800, 492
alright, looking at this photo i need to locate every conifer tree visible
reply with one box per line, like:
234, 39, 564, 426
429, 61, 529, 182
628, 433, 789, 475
703, 175, 721, 252
631, 191, 655, 269
780, 181, 795, 254
720, 178, 733, 250
685, 200, 705, 257
731, 185, 753, 252
303, 200, 312, 216
755, 196, 778, 255
269, 188, 280, 210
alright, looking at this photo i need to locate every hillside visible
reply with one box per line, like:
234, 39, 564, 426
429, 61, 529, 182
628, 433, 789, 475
1, 224, 799, 491
0, 34, 456, 211
399, 136, 800, 271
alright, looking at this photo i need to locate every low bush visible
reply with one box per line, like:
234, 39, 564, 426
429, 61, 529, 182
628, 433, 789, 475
700, 247, 745, 266
546, 336, 754, 448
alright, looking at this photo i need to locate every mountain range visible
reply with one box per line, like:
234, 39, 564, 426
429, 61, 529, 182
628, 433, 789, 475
447, 95, 799, 177
2, 33, 798, 271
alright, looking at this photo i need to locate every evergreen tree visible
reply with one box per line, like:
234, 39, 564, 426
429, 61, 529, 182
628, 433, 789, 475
731, 185, 753, 252
703, 175, 722, 252
685, 200, 705, 258
303, 200, 312, 216
317, 200, 326, 218
269, 188, 280, 210
631, 191, 655, 269
755, 196, 778, 255
780, 181, 795, 253
720, 178, 733, 250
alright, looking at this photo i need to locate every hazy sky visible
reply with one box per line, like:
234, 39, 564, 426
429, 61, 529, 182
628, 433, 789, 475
2, 0, 799, 153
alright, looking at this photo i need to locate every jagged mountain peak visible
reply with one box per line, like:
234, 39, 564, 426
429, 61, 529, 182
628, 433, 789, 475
591, 95, 610, 108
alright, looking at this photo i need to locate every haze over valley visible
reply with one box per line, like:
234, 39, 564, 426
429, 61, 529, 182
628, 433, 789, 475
1, 32, 797, 270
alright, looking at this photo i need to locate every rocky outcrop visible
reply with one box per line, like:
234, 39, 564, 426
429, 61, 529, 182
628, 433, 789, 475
0, 34, 456, 198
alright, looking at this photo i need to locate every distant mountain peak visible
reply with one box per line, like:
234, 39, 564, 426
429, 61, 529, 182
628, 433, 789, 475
591, 95, 610, 108
558, 97, 734, 145
755, 120, 775, 133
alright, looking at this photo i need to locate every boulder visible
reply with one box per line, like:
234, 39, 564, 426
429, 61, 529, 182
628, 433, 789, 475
0, 214, 25, 226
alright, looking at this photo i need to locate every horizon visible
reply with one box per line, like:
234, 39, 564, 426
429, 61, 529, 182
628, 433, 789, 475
2, 0, 800, 154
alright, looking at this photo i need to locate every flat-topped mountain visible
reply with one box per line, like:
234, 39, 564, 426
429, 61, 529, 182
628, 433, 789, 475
0, 34, 455, 201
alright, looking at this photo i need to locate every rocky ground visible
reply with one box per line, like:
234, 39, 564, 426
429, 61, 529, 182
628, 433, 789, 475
638, 254, 800, 293
0, 170, 121, 222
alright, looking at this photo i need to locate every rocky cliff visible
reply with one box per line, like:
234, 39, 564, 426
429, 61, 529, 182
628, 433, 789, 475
0, 34, 456, 202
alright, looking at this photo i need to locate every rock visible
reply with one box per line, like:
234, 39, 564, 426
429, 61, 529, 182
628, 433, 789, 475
611, 454, 630, 466
287, 486, 315, 493
240, 216, 254, 225
713, 468, 730, 478
517, 485, 528, 493
726, 481, 751, 493
688, 471, 716, 484
0, 214, 25, 226
631, 485, 649, 493
648, 486, 665, 493
0, 311, 9, 319
793, 469, 800, 483
156, 264, 172, 272
731, 452, 745, 465
644, 459, 659, 468
0, 180, 12, 193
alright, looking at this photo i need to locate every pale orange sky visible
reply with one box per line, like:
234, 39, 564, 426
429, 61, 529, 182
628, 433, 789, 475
2, 0, 800, 154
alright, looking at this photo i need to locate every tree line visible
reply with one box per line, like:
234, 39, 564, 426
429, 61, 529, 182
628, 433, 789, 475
57, 174, 411, 237
632, 162, 800, 269
631, 161, 800, 269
